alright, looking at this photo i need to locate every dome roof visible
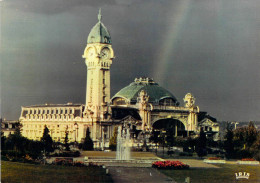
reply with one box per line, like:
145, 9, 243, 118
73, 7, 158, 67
87, 9, 111, 44
111, 77, 179, 105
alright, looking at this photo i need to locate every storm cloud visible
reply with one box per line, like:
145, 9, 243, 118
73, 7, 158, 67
1, 0, 260, 121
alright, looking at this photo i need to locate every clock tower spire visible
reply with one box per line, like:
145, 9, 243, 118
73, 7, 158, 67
82, 9, 114, 120
98, 8, 102, 22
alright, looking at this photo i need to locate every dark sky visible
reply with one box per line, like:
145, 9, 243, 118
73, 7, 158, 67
1, 0, 260, 121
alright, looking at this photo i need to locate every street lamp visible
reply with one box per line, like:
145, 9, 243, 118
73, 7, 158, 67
231, 122, 239, 129
74, 122, 78, 143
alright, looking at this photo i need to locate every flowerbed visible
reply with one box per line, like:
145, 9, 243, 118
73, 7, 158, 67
53, 158, 101, 167
152, 161, 189, 170
53, 158, 73, 166
237, 158, 259, 165
241, 158, 255, 161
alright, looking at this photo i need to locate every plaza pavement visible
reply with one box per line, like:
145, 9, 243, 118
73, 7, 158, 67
80, 151, 221, 182
108, 167, 176, 183
48, 151, 225, 183
106, 159, 220, 183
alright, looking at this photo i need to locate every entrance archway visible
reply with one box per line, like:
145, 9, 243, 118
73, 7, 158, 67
153, 118, 186, 136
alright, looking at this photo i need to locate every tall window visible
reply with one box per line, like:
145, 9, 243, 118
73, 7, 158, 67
103, 70, 105, 84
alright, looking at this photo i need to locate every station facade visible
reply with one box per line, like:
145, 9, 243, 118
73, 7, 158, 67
20, 10, 219, 148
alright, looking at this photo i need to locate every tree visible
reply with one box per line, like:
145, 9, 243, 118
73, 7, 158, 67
41, 126, 54, 154
3, 123, 29, 159
252, 133, 260, 161
27, 140, 43, 159
232, 122, 259, 159
14, 122, 22, 136
1, 132, 6, 150
82, 127, 94, 150
252, 133, 260, 150
5, 123, 28, 153
233, 127, 246, 149
245, 122, 258, 148
64, 126, 70, 151
224, 124, 234, 159
149, 129, 160, 154
187, 137, 197, 152
196, 130, 207, 158
166, 129, 175, 147
109, 127, 118, 151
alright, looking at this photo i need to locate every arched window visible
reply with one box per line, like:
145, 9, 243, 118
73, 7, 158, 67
159, 98, 174, 106
113, 98, 127, 105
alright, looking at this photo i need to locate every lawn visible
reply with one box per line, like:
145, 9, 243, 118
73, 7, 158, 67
1, 161, 113, 183
159, 164, 260, 183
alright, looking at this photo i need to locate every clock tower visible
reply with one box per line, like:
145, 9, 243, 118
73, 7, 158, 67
82, 9, 114, 120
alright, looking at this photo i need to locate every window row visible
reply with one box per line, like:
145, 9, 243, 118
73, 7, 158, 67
23, 109, 81, 115
25, 114, 77, 120
23, 124, 75, 129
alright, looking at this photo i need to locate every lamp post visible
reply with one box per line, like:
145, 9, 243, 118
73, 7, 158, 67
231, 122, 239, 129
74, 122, 78, 143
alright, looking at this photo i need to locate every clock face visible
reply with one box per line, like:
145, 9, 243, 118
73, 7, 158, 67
87, 47, 94, 58
100, 48, 110, 59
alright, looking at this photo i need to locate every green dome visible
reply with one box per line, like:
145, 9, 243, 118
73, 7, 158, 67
111, 77, 179, 106
87, 10, 111, 44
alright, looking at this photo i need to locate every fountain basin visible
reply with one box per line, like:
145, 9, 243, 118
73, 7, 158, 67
84, 158, 162, 167
79, 151, 163, 167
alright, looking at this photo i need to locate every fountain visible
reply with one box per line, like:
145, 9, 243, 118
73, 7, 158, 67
81, 125, 161, 167
116, 126, 131, 160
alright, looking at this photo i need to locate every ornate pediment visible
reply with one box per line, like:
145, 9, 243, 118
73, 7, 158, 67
199, 118, 218, 126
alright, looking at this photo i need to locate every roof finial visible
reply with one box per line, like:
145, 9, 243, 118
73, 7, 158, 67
98, 8, 102, 22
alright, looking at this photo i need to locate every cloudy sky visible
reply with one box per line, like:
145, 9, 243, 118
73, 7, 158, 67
1, 0, 260, 121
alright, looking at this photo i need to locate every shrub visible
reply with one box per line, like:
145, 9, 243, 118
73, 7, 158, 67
73, 151, 80, 157
54, 158, 73, 166
82, 128, 94, 150
24, 154, 33, 163
216, 154, 225, 159
208, 157, 222, 160
1, 155, 9, 161
253, 151, 260, 161
2, 150, 25, 159
88, 162, 101, 167
50, 151, 80, 157
179, 152, 193, 156
235, 149, 253, 159
152, 161, 189, 170
167, 150, 174, 156
73, 161, 85, 167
